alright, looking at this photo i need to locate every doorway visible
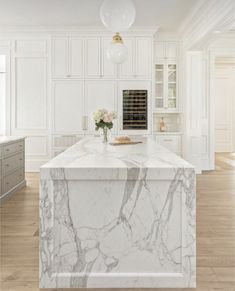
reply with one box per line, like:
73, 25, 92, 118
214, 58, 235, 168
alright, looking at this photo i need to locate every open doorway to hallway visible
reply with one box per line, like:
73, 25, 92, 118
214, 58, 235, 170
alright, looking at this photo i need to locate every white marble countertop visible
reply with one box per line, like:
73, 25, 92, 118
41, 137, 194, 180
0, 136, 25, 145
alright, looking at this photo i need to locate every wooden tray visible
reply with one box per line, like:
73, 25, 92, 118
109, 141, 142, 146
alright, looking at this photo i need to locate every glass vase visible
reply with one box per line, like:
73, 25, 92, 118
102, 127, 109, 143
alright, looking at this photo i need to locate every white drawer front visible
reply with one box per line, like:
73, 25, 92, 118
3, 141, 24, 156
2, 168, 24, 194
156, 135, 181, 154
2, 152, 24, 176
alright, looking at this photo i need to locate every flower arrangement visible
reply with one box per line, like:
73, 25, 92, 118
92, 109, 117, 142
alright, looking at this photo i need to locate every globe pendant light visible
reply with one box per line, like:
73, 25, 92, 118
100, 0, 136, 32
107, 33, 128, 64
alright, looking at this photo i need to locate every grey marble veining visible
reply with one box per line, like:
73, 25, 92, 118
40, 137, 196, 288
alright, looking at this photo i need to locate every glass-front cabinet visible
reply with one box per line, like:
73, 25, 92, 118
154, 62, 178, 112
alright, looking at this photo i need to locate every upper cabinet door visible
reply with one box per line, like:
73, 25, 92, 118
135, 37, 152, 79
69, 38, 83, 78
85, 38, 101, 78
53, 38, 68, 78
85, 80, 117, 133
155, 42, 165, 60
119, 37, 134, 79
101, 38, 117, 78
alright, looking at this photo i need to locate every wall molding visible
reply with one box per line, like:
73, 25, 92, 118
179, 0, 235, 49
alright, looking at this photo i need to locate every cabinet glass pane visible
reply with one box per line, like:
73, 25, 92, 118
168, 64, 176, 70
168, 98, 176, 108
155, 98, 163, 108
168, 83, 176, 98
156, 64, 163, 70
168, 71, 176, 82
156, 70, 163, 82
156, 84, 163, 97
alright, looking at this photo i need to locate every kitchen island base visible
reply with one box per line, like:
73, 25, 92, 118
40, 137, 196, 288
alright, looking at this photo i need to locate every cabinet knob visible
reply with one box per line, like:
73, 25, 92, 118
66, 74, 71, 77
5, 164, 9, 167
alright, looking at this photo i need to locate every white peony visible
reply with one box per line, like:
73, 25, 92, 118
92, 108, 117, 124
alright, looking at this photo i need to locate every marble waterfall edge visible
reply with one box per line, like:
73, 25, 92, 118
39, 137, 196, 288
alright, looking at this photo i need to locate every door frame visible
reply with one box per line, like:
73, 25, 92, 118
209, 48, 235, 169
0, 46, 11, 135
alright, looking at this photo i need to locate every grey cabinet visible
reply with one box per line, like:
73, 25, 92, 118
0, 137, 26, 202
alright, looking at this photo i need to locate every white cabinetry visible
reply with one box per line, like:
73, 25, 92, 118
155, 41, 178, 60
101, 37, 117, 78
119, 38, 135, 79
119, 37, 152, 79
53, 80, 84, 133
52, 37, 83, 78
154, 62, 178, 112
85, 37, 101, 78
70, 38, 83, 77
155, 134, 181, 156
85, 81, 117, 133
85, 37, 117, 79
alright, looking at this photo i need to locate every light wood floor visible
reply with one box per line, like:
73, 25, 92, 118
0, 153, 235, 291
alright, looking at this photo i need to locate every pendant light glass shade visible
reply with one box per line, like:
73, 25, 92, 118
106, 33, 128, 64
100, 0, 136, 32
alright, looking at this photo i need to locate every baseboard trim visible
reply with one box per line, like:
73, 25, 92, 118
0, 180, 26, 204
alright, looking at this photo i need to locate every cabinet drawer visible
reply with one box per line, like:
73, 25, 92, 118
0, 160, 1, 176
2, 152, 24, 176
3, 141, 24, 156
2, 168, 24, 194
156, 135, 181, 153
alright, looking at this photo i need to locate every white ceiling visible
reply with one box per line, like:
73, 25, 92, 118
0, 0, 197, 31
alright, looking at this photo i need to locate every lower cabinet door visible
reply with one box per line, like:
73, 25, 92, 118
156, 135, 181, 154
2, 168, 24, 194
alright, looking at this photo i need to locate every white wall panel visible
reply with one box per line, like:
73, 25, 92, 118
214, 66, 233, 152
25, 136, 48, 156
15, 40, 47, 54
15, 57, 47, 130
185, 52, 203, 173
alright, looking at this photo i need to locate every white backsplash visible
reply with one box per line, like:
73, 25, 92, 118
153, 113, 181, 132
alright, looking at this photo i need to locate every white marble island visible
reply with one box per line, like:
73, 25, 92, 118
40, 137, 196, 288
